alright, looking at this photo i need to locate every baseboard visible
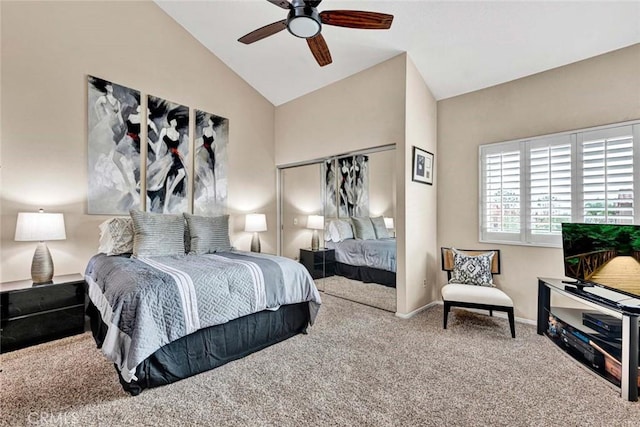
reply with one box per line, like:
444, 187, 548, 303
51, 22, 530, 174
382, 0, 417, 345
431, 300, 536, 325
395, 301, 439, 319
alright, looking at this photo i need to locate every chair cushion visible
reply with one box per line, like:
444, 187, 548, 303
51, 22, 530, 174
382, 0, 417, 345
441, 283, 513, 307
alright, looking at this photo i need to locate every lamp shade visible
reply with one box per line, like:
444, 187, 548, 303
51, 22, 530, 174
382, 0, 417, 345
384, 217, 394, 230
245, 213, 267, 232
307, 215, 324, 230
15, 211, 66, 241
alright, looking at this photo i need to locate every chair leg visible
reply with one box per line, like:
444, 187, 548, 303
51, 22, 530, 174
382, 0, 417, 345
443, 302, 451, 329
507, 308, 516, 338
489, 309, 493, 317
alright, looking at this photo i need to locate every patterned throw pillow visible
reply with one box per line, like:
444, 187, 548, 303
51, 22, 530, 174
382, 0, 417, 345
130, 210, 185, 257
351, 217, 376, 240
98, 217, 134, 256
183, 213, 232, 254
370, 216, 390, 239
449, 249, 495, 287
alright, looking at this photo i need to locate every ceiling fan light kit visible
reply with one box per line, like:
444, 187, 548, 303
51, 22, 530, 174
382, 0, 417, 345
287, 7, 321, 38
238, 0, 394, 67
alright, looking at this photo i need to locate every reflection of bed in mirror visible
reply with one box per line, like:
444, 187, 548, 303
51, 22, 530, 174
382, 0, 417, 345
325, 238, 396, 287
324, 217, 396, 288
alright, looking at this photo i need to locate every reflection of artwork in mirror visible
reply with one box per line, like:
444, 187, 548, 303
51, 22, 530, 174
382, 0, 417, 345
194, 110, 229, 216
147, 96, 189, 214
323, 159, 338, 218
338, 155, 369, 217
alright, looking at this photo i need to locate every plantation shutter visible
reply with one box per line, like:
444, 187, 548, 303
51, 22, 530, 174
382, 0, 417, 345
579, 126, 634, 224
480, 142, 522, 242
528, 136, 572, 240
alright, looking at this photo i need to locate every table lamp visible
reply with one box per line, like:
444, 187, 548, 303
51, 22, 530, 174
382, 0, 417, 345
307, 215, 324, 251
245, 213, 267, 253
15, 209, 66, 284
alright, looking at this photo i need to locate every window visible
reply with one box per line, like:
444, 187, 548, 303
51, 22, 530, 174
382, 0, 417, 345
480, 122, 639, 247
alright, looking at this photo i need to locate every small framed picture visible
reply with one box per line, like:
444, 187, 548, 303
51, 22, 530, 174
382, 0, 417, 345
412, 146, 434, 185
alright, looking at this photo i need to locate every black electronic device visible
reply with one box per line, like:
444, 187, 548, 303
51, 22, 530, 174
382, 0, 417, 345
582, 312, 622, 336
561, 223, 640, 301
560, 324, 604, 369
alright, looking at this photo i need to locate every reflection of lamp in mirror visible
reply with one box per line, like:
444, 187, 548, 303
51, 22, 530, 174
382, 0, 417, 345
384, 217, 395, 237
307, 215, 324, 251
15, 209, 66, 285
245, 213, 267, 253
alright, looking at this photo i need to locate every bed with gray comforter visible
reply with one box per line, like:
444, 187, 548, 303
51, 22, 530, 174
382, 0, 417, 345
85, 251, 321, 389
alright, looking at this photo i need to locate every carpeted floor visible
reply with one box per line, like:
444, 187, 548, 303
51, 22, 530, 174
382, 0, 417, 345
2, 294, 639, 426
316, 275, 396, 312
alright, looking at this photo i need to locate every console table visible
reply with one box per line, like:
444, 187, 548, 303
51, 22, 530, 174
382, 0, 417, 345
537, 277, 639, 401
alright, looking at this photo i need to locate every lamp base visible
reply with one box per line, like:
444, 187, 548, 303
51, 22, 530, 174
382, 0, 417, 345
250, 232, 261, 253
32, 241, 54, 285
311, 230, 319, 251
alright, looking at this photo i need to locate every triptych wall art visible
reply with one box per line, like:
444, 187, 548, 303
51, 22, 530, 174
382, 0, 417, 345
87, 75, 229, 215
323, 155, 369, 218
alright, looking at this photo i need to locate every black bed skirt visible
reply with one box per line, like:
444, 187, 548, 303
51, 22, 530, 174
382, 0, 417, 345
86, 301, 310, 396
335, 262, 396, 288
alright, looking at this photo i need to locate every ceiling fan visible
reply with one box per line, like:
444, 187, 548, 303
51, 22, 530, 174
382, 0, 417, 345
238, 0, 394, 67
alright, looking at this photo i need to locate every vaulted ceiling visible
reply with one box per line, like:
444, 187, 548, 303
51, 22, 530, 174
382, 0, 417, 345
157, 1, 640, 106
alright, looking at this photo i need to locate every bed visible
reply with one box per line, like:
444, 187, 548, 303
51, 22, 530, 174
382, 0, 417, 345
325, 238, 396, 287
85, 250, 321, 395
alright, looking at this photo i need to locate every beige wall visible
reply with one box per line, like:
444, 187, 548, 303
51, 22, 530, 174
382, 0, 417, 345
437, 44, 640, 321
368, 149, 396, 220
398, 56, 438, 314
0, 1, 276, 281
275, 55, 406, 166
281, 163, 323, 260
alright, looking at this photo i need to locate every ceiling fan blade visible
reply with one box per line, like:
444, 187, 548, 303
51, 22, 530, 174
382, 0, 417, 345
238, 20, 287, 44
304, 0, 323, 7
267, 0, 291, 10
307, 34, 332, 67
320, 11, 394, 29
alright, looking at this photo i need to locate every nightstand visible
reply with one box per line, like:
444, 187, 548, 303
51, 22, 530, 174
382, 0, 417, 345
300, 248, 335, 279
1, 273, 85, 353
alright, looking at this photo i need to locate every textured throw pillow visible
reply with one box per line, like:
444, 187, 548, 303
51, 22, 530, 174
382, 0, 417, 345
449, 249, 495, 287
370, 216, 390, 239
98, 217, 134, 255
330, 219, 354, 242
183, 213, 232, 254
351, 217, 376, 240
130, 210, 185, 257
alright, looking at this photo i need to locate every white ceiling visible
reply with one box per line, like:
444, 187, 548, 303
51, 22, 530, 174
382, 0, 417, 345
156, 1, 640, 106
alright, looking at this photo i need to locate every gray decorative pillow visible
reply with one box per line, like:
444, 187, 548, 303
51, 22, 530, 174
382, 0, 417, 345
449, 249, 495, 287
351, 217, 376, 240
183, 213, 232, 254
130, 210, 185, 257
98, 217, 133, 255
370, 216, 390, 239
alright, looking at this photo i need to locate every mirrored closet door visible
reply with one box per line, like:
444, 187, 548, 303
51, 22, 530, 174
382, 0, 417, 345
278, 146, 396, 312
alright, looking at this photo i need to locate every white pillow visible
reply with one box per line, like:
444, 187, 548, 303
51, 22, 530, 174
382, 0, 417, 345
329, 219, 354, 242
99, 217, 134, 255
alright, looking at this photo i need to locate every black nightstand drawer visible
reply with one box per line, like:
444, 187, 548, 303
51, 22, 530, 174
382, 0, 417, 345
1, 282, 84, 318
0, 274, 85, 353
1, 304, 85, 353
